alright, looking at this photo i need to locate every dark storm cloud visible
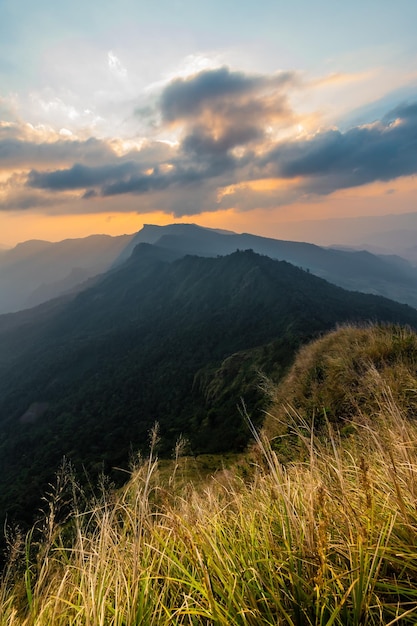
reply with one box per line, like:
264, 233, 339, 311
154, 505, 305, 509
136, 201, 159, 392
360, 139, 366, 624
10, 61, 417, 217
23, 99, 417, 209
383, 101, 417, 122
160, 66, 293, 122
28, 161, 139, 190
262, 101, 417, 193
181, 122, 263, 156
159, 67, 296, 156
100, 153, 239, 196
26, 159, 206, 196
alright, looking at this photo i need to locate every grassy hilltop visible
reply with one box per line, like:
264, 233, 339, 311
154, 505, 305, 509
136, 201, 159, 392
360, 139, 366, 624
1, 324, 417, 624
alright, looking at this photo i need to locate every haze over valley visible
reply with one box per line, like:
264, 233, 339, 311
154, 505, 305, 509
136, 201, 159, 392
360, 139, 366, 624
2, 223, 417, 315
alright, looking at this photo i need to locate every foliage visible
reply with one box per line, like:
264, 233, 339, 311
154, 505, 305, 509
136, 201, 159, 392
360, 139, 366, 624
1, 249, 417, 531
2, 373, 417, 623
264, 324, 417, 453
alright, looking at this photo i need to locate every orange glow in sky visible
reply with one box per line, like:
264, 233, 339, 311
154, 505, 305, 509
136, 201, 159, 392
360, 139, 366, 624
0, 1, 416, 249
1, 174, 417, 247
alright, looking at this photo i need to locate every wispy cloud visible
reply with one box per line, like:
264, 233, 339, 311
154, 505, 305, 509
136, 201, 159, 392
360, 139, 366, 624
108, 51, 128, 79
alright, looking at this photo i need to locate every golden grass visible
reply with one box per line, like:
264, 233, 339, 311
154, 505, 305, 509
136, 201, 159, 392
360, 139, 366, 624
263, 323, 417, 446
1, 325, 417, 624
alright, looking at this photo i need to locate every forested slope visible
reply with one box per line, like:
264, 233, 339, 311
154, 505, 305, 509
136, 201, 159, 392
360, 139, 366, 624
1, 245, 417, 525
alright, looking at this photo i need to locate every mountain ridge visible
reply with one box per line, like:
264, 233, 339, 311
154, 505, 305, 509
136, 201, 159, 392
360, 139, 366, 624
116, 223, 417, 308
1, 246, 417, 527
1, 223, 417, 314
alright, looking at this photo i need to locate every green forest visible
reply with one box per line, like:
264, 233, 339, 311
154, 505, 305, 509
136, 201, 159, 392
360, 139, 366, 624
1, 247, 417, 529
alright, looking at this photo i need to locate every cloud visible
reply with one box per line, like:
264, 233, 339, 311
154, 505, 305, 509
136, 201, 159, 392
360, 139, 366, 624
99, 160, 225, 196
383, 101, 417, 122
28, 161, 139, 191
22, 96, 417, 215
2, 65, 417, 217
0, 189, 70, 212
160, 66, 274, 121
262, 101, 417, 194
160, 66, 297, 157
108, 51, 128, 79
180, 117, 263, 159
0, 134, 116, 169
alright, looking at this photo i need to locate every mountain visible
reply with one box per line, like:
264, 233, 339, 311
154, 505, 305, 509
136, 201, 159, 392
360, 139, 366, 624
1, 245, 417, 526
280, 211, 417, 263
116, 223, 417, 308
2, 223, 416, 315
0, 233, 134, 314
115, 223, 235, 263
4, 324, 417, 622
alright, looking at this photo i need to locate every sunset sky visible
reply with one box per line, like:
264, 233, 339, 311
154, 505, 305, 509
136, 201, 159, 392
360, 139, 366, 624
1, 0, 417, 247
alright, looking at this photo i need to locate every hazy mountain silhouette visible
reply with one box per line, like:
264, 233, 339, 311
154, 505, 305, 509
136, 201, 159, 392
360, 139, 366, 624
0, 233, 134, 314
2, 224, 416, 315
115, 223, 235, 263
284, 211, 417, 263
116, 223, 417, 307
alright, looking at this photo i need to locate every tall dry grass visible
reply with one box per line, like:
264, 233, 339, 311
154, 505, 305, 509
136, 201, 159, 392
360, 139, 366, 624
1, 325, 417, 624
1, 402, 417, 625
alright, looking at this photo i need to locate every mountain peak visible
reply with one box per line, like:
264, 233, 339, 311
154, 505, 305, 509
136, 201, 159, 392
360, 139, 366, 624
13, 239, 52, 252
140, 222, 236, 236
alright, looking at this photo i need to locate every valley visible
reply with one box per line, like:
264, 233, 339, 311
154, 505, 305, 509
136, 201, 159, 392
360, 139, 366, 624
1, 233, 417, 529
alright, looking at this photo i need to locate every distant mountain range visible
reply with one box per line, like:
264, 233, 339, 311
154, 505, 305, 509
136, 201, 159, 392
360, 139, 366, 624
1, 244, 417, 526
0, 233, 134, 313
282, 211, 417, 263
1, 223, 416, 314
123, 223, 417, 307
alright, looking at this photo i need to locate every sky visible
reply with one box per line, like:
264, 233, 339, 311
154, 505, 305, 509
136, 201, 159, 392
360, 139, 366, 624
0, 0, 417, 247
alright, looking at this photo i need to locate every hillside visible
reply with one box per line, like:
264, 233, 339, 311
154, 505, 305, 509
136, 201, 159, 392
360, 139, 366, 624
1, 247, 417, 527
119, 223, 417, 307
263, 324, 417, 456
1, 324, 417, 624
